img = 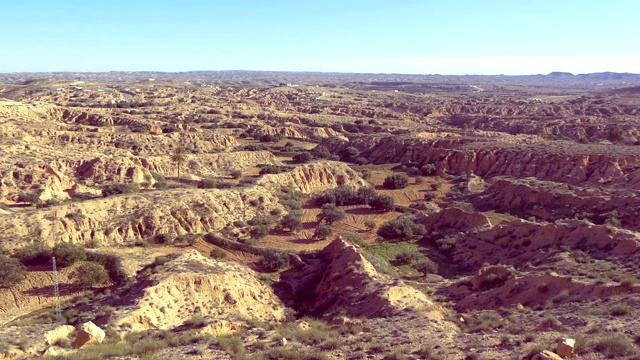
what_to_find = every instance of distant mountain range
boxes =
[1,70,639,88]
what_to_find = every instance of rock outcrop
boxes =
[73,321,105,348]
[310,237,441,319]
[111,250,286,332]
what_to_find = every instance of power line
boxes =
[52,256,61,320]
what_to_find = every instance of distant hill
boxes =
[1,70,639,89]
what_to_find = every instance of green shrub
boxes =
[198,177,218,189]
[15,243,52,266]
[395,250,423,265]
[101,183,140,197]
[314,223,333,240]
[317,203,345,225]
[250,225,271,240]
[413,258,438,275]
[369,194,395,212]
[17,192,40,204]
[477,272,509,291]
[248,215,276,226]
[71,262,109,288]
[259,165,293,175]
[257,251,290,272]
[364,220,376,231]
[420,164,436,176]
[210,248,227,259]
[154,233,174,245]
[377,217,426,241]
[86,252,128,284]
[383,173,410,189]
[52,242,86,267]
[279,213,303,233]
[0,255,27,288]
[230,170,243,179]
[293,152,314,163]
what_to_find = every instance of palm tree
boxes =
[170,147,187,179]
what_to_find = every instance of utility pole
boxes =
[52,256,61,320]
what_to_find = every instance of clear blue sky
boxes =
[1,0,639,74]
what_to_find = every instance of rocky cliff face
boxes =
[309,238,442,319]
[323,133,640,187]
[0,160,362,250]
[111,250,286,333]
[258,161,366,194]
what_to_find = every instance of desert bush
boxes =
[364,220,376,231]
[0,255,27,288]
[423,191,437,201]
[415,176,425,184]
[383,173,410,189]
[610,304,631,316]
[15,243,52,266]
[361,169,372,180]
[259,133,284,143]
[198,177,218,189]
[215,181,234,189]
[17,192,40,204]
[369,194,395,212]
[317,203,345,225]
[279,213,303,233]
[248,215,276,226]
[477,272,509,291]
[413,258,438,275]
[310,145,332,159]
[259,347,330,360]
[250,225,271,240]
[52,242,87,267]
[377,217,426,241]
[356,186,377,205]
[36,198,59,209]
[229,170,243,179]
[210,248,227,259]
[420,164,436,176]
[71,262,109,288]
[101,183,140,197]
[242,143,268,151]
[340,231,365,246]
[395,250,423,265]
[293,152,314,163]
[86,251,128,284]
[591,334,637,358]
[259,165,293,175]
[314,223,333,240]
[153,233,174,245]
[257,251,290,272]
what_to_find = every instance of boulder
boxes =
[73,321,105,349]
[556,338,575,358]
[532,350,563,360]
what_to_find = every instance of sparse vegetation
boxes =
[314,223,333,240]
[52,242,87,267]
[101,183,140,197]
[316,203,345,225]
[0,255,27,288]
[377,217,426,241]
[70,262,110,288]
[383,173,410,189]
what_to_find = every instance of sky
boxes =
[1,0,639,75]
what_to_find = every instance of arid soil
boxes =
[0,74,639,359]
